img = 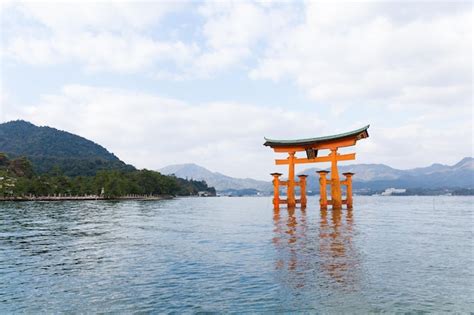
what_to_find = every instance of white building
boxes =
[381,188,406,196]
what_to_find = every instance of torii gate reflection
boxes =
[272,208,361,290]
[318,208,360,287]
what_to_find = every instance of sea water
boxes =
[1,196,472,312]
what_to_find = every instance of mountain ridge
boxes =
[0,120,135,176]
[159,163,271,192]
[160,158,473,192]
[3,120,471,192]
[299,158,473,191]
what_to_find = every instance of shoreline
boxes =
[0,195,174,202]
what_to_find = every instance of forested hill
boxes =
[0,120,135,176]
[0,153,216,198]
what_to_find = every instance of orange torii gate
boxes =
[264,125,369,210]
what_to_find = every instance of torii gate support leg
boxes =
[298,175,308,208]
[287,152,296,208]
[271,173,282,209]
[330,149,342,209]
[343,172,354,209]
[317,170,329,209]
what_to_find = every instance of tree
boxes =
[9,157,34,178]
[0,154,216,198]
[0,153,9,167]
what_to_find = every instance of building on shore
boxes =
[381,188,407,196]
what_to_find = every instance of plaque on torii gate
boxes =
[264,125,369,209]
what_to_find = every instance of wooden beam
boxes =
[275,153,355,165]
[273,147,306,153]
[271,138,357,153]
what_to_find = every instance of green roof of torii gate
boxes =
[263,125,370,148]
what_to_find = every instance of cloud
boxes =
[250,2,472,109]
[14,2,180,32]
[1,2,472,178]
[1,1,297,77]
[5,85,331,179]
[9,32,198,72]
[2,2,197,73]
[194,2,297,75]
[6,0,469,100]
[5,85,472,180]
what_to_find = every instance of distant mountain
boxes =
[451,157,474,170]
[159,163,271,192]
[0,120,135,176]
[160,158,473,193]
[299,157,474,192]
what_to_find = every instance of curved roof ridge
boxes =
[264,125,370,147]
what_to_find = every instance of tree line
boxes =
[0,153,215,198]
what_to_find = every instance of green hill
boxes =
[0,153,216,198]
[0,120,135,176]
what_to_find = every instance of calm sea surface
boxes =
[1,196,473,313]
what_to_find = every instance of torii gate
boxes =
[264,125,369,210]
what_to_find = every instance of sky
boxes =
[0,1,472,180]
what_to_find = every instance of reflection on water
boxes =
[272,208,307,273]
[319,208,359,289]
[1,197,473,312]
[272,207,360,291]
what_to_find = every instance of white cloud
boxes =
[2,1,471,92]
[2,2,197,73]
[16,2,180,33]
[5,85,330,179]
[250,2,472,109]
[1,1,298,77]
[194,2,296,75]
[5,85,472,180]
[1,1,472,178]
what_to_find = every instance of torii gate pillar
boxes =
[297,174,308,208]
[317,170,329,209]
[342,172,354,209]
[271,172,282,209]
[287,152,296,208]
[330,148,342,209]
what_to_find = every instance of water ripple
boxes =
[0,196,473,312]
